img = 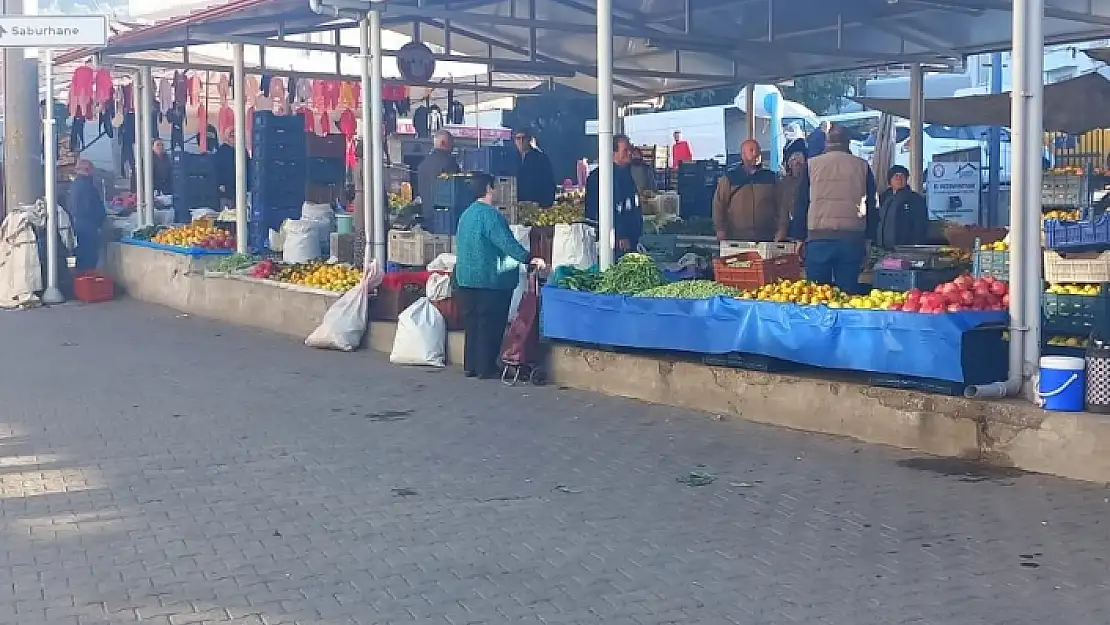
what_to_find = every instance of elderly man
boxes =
[416,129,461,215]
[514,129,556,207]
[585,134,641,257]
[791,124,878,295]
[66,159,106,272]
[712,139,786,242]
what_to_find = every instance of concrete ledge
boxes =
[103,242,1110,483]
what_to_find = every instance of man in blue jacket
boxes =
[585,134,641,257]
[66,159,106,272]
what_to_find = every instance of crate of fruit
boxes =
[1042,284,1110,335]
[719,240,799,259]
[973,243,1010,280]
[713,251,802,291]
[1041,173,1089,208]
[1044,213,1110,250]
[873,267,962,292]
[387,228,452,267]
[1044,249,1110,283]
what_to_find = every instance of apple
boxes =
[989,281,1008,297]
[902,300,920,312]
[954,274,975,289]
[1002,293,1010,307]
[947,303,965,312]
[959,291,975,306]
[888,302,903,311]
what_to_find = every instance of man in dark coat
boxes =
[514,129,556,207]
[585,134,641,257]
[875,165,929,250]
[415,130,461,216]
[66,159,106,272]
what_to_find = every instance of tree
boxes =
[661,86,740,111]
[781,73,855,115]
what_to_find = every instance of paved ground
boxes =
[2,301,1110,625]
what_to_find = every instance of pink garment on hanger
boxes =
[316,110,331,137]
[338,82,355,109]
[158,78,172,114]
[324,81,341,109]
[218,105,234,141]
[70,65,94,116]
[312,80,327,110]
[270,77,286,103]
[353,82,361,108]
[337,109,356,138]
[297,106,314,134]
[93,69,113,104]
[188,75,200,106]
[218,74,230,105]
[245,76,259,100]
[197,104,208,152]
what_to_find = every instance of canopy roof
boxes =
[855,70,1110,134]
[56,0,1110,98]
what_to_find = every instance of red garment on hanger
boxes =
[217,105,234,141]
[337,109,356,138]
[324,81,341,109]
[70,65,94,115]
[93,69,113,104]
[312,80,327,110]
[345,137,358,168]
[297,106,315,134]
[218,74,230,105]
[188,75,200,106]
[197,104,208,152]
[316,110,331,137]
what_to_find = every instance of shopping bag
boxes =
[426,272,452,301]
[390,297,447,367]
[551,223,597,270]
[500,273,540,366]
[304,261,384,351]
[508,225,532,321]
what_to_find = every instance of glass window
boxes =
[894,127,910,143]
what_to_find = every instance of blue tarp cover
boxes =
[120,238,234,256]
[540,286,1007,382]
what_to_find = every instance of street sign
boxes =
[0,15,108,48]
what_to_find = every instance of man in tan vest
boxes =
[790,125,877,295]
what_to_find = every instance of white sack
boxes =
[551,223,597,270]
[426,272,452,301]
[0,211,42,309]
[305,261,384,351]
[389,297,446,367]
[282,219,321,263]
[301,202,335,248]
[508,224,532,321]
[426,253,457,272]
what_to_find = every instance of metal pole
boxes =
[134,71,148,227]
[596,0,614,269]
[987,53,1003,226]
[141,67,155,227]
[1022,0,1044,399]
[745,84,755,141]
[1009,0,1032,400]
[909,63,924,192]
[41,49,63,304]
[1,0,43,216]
[233,44,248,254]
[359,16,373,265]
[369,9,387,265]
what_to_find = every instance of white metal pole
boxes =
[369,9,387,266]
[596,0,614,269]
[1010,0,1032,398]
[134,71,147,227]
[1022,0,1044,397]
[41,49,63,304]
[140,67,155,227]
[359,16,373,266]
[233,44,248,254]
[909,63,924,192]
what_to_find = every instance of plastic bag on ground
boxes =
[426,272,452,301]
[551,223,597,270]
[305,261,384,351]
[282,219,321,263]
[508,225,532,321]
[426,253,457,272]
[501,273,540,365]
[390,297,446,367]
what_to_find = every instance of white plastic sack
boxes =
[190,208,218,221]
[551,223,597,270]
[301,202,335,248]
[305,261,384,351]
[426,272,452,301]
[389,297,446,367]
[282,219,322,263]
[508,225,532,321]
[426,253,457,272]
[0,211,42,309]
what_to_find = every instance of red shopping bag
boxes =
[500,274,540,366]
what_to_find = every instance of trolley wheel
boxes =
[501,364,523,386]
[529,367,545,386]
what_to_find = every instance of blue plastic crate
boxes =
[972,249,1010,280]
[426,206,461,235]
[1044,213,1110,250]
[431,175,475,209]
[873,267,962,292]
[460,146,518,176]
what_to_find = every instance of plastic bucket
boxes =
[1038,356,1087,412]
[336,213,353,235]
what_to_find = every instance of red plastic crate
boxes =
[712,252,802,291]
[73,272,115,303]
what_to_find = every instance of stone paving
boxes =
[1,301,1110,625]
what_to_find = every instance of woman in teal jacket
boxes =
[455,174,545,378]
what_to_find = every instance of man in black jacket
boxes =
[876,165,928,250]
[415,130,461,217]
[585,134,641,257]
[514,129,556,207]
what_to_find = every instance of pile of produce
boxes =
[1047,283,1101,296]
[979,240,1010,252]
[152,223,235,250]
[519,202,586,227]
[551,267,601,292]
[249,259,276,279]
[596,253,665,295]
[131,225,166,241]
[897,275,1009,313]
[738,279,849,306]
[388,183,413,212]
[637,280,740,299]
[212,253,258,273]
[1047,336,1089,348]
[274,261,361,292]
[1043,209,1082,222]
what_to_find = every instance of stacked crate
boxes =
[306,134,346,202]
[250,111,307,250]
[171,152,219,223]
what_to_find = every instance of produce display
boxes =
[738,279,851,306]
[212,253,259,273]
[596,253,665,295]
[152,223,236,250]
[110,192,137,211]
[1047,336,1089,348]
[979,240,1010,252]
[637,280,741,299]
[249,259,277,279]
[1043,209,1082,222]
[1046,283,1102,296]
[274,260,362,292]
[552,267,601,292]
[131,225,166,241]
[389,183,413,212]
[519,201,586,227]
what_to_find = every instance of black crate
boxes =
[460,146,518,176]
[306,134,346,158]
[873,267,962,292]
[171,151,216,176]
[253,110,304,133]
[252,136,306,160]
[306,157,346,185]
[1042,289,1110,335]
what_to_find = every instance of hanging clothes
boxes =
[395,97,411,116]
[427,104,444,133]
[121,84,134,112]
[70,65,94,116]
[270,77,286,104]
[260,73,272,96]
[188,74,201,106]
[218,74,230,104]
[337,109,356,139]
[286,76,297,104]
[316,110,331,137]
[245,75,260,101]
[345,137,358,169]
[217,105,234,142]
[324,81,341,109]
[99,97,115,138]
[173,71,188,106]
[412,104,429,138]
[338,82,356,109]
[297,106,315,134]
[312,80,327,110]
[158,77,172,114]
[167,105,185,152]
[93,69,113,104]
[197,104,208,152]
[296,77,312,104]
[353,82,362,109]
[70,107,86,152]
